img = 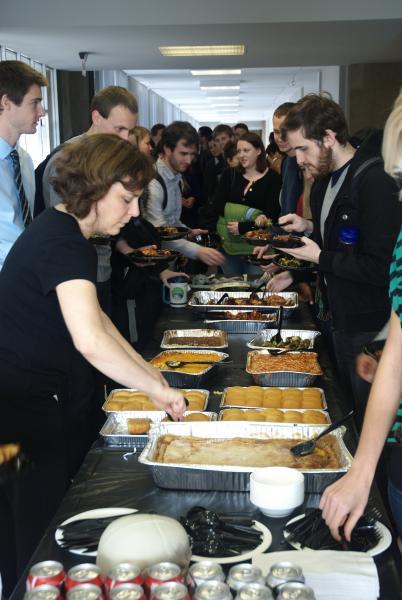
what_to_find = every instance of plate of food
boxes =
[127,248,180,263]
[272,255,315,270]
[242,229,275,246]
[243,254,276,266]
[270,234,305,249]
[157,226,190,241]
[283,511,392,557]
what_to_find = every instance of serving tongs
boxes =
[290,411,354,456]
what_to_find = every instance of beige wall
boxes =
[347,63,402,134]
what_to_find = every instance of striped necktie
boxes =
[9,149,32,227]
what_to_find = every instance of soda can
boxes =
[66,564,104,590]
[194,581,232,600]
[110,583,147,600]
[24,585,63,600]
[235,583,274,600]
[144,562,184,596]
[265,563,304,591]
[227,565,264,593]
[26,561,65,590]
[275,581,316,600]
[66,583,103,600]
[151,581,190,600]
[186,561,225,592]
[105,563,144,593]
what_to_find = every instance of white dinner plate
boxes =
[191,520,272,565]
[55,507,138,556]
[283,513,392,557]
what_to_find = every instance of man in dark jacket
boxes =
[266,94,401,426]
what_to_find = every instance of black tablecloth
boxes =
[10,300,402,599]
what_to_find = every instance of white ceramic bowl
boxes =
[250,467,305,518]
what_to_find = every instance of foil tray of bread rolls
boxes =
[218,407,330,425]
[103,388,210,414]
[220,386,327,411]
[138,421,352,494]
[100,411,217,446]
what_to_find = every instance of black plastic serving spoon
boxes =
[290,410,354,456]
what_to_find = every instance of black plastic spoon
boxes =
[290,410,354,456]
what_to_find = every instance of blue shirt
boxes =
[0,136,35,269]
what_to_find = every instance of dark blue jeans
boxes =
[388,479,402,540]
[331,329,377,430]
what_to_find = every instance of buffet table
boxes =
[10,298,402,599]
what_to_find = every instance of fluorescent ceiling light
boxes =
[211,103,239,107]
[200,85,240,91]
[191,69,242,76]
[160,45,245,57]
[207,96,240,100]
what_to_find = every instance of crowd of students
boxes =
[0,58,401,595]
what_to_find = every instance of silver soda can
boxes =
[194,581,232,600]
[24,585,63,600]
[235,583,274,600]
[187,562,225,591]
[110,583,147,600]
[151,581,190,600]
[145,562,184,596]
[66,583,103,600]
[227,565,264,593]
[265,563,304,590]
[276,581,316,600]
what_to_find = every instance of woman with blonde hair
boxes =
[320,91,402,542]
[129,126,153,156]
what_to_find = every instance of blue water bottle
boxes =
[339,226,359,251]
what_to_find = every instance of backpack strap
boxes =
[154,172,169,211]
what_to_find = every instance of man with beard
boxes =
[265,94,401,426]
[143,121,224,267]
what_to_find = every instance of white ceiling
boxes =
[2,0,402,123]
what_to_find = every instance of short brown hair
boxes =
[238,132,268,173]
[51,134,154,218]
[213,124,233,138]
[282,93,349,145]
[90,86,138,119]
[273,102,295,119]
[0,60,47,112]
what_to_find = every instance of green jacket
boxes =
[217,202,262,255]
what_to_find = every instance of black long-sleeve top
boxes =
[211,167,282,233]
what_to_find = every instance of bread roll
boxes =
[263,408,283,422]
[184,412,210,422]
[245,409,265,421]
[283,410,303,423]
[127,418,151,434]
[281,397,302,409]
[302,410,327,424]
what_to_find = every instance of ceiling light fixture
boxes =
[191,69,242,76]
[200,85,240,91]
[160,45,245,57]
[207,96,240,100]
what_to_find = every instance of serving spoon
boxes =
[290,410,354,456]
[165,359,233,369]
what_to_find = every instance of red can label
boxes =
[27,561,65,591]
[66,564,103,590]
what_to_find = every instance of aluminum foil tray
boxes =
[103,388,210,414]
[150,350,229,388]
[138,421,352,494]
[218,408,330,424]
[204,312,278,334]
[160,328,228,349]
[100,412,217,446]
[189,291,298,314]
[247,329,321,351]
[246,350,322,387]
[220,387,327,411]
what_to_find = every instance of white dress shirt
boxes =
[0,136,35,269]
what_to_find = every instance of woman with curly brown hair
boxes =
[0,134,186,579]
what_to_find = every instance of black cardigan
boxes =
[304,133,401,332]
[211,167,282,232]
